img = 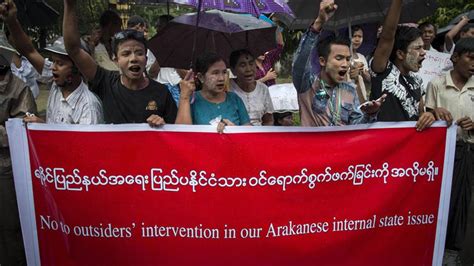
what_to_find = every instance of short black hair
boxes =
[229,49,254,68]
[156,15,174,31]
[453,37,474,57]
[418,22,437,34]
[273,112,293,126]
[195,52,225,74]
[460,23,474,34]
[317,36,351,61]
[389,26,422,62]
[127,15,147,28]
[112,29,147,56]
[99,10,121,28]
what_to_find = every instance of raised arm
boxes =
[174,71,195,124]
[371,0,402,73]
[444,16,469,53]
[292,0,336,93]
[0,0,45,73]
[63,0,98,80]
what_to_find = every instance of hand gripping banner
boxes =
[6,119,456,266]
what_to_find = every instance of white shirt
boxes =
[230,80,274,126]
[10,56,40,99]
[353,52,368,71]
[42,59,104,124]
[46,81,104,124]
[146,50,182,86]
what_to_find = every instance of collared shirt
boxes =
[230,80,274,126]
[10,56,40,99]
[292,29,375,127]
[426,72,474,143]
[46,81,104,124]
[41,59,104,125]
[0,71,37,150]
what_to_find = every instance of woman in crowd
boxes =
[175,52,251,129]
[229,49,274,126]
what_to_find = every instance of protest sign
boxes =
[419,49,452,90]
[7,120,456,265]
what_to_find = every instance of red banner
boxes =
[7,121,456,265]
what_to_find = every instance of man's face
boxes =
[401,37,426,72]
[232,54,256,84]
[453,51,474,80]
[131,24,149,39]
[461,28,474,39]
[51,54,75,87]
[320,44,351,85]
[421,25,435,47]
[278,114,294,126]
[115,39,147,81]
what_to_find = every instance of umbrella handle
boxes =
[190,0,204,70]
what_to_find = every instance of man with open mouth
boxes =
[370,0,435,131]
[0,0,103,125]
[63,0,177,126]
[292,0,384,127]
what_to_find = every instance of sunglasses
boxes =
[112,30,147,55]
[114,29,145,41]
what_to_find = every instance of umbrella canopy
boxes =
[449,10,474,25]
[276,0,437,30]
[437,10,474,35]
[14,0,59,27]
[135,0,294,18]
[148,10,277,69]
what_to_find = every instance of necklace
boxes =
[320,79,342,125]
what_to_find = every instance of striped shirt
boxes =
[42,59,104,124]
[46,81,104,124]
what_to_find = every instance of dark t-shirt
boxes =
[90,67,177,124]
[370,62,422,122]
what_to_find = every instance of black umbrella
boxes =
[148,10,277,69]
[14,0,59,27]
[276,0,437,30]
[437,10,474,35]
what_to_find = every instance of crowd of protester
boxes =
[0,0,473,264]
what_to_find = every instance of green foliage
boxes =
[421,0,473,27]
[41,1,195,37]
[279,29,303,77]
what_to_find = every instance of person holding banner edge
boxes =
[292,0,386,127]
[0,37,36,266]
[425,37,474,264]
